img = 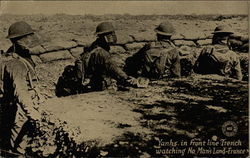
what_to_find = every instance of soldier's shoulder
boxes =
[164,47,179,58]
[5,56,27,70]
[147,41,166,49]
[200,45,215,53]
[93,46,107,51]
[160,42,177,53]
[214,45,235,55]
[212,44,229,50]
[227,50,239,60]
[91,46,109,55]
[141,41,172,50]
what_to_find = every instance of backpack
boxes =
[193,47,222,74]
[141,47,174,79]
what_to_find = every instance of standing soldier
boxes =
[124,21,181,79]
[193,25,242,80]
[72,22,137,93]
[0,21,43,155]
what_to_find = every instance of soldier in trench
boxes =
[193,25,242,80]
[56,22,138,97]
[0,21,44,155]
[124,21,181,80]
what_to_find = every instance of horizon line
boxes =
[0,13,248,16]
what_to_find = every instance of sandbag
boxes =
[39,50,73,62]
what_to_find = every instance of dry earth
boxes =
[0,14,248,157]
[38,74,248,157]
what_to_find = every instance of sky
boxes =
[0,1,248,15]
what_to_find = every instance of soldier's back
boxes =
[125,41,180,78]
[146,41,179,59]
[81,46,111,75]
[194,44,242,79]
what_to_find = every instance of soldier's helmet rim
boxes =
[154,21,175,36]
[95,22,115,35]
[6,21,35,39]
[212,25,234,34]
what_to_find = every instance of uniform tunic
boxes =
[194,44,242,80]
[0,53,42,151]
[124,40,181,79]
[75,39,129,91]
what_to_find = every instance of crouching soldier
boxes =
[124,21,181,79]
[56,22,138,96]
[193,25,242,80]
[0,21,43,155]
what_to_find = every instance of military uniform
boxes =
[75,38,129,91]
[194,25,242,80]
[0,21,43,154]
[0,53,43,153]
[125,21,181,79]
[56,22,137,96]
[125,40,181,79]
[194,44,242,80]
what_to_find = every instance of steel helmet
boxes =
[6,21,35,39]
[95,22,115,35]
[154,21,175,36]
[212,25,233,34]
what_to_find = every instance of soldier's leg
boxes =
[12,121,32,155]
[0,104,17,151]
[11,106,29,154]
[0,122,13,151]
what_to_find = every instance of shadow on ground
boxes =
[106,75,249,157]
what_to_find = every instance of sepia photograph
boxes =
[0,1,249,157]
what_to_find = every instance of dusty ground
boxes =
[40,74,248,157]
[0,14,248,157]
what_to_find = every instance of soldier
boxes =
[124,21,181,79]
[0,21,43,155]
[193,25,242,80]
[56,22,137,96]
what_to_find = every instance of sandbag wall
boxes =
[1,33,248,80]
[4,33,244,62]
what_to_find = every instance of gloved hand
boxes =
[126,76,138,87]
[126,76,149,88]
[136,77,149,88]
